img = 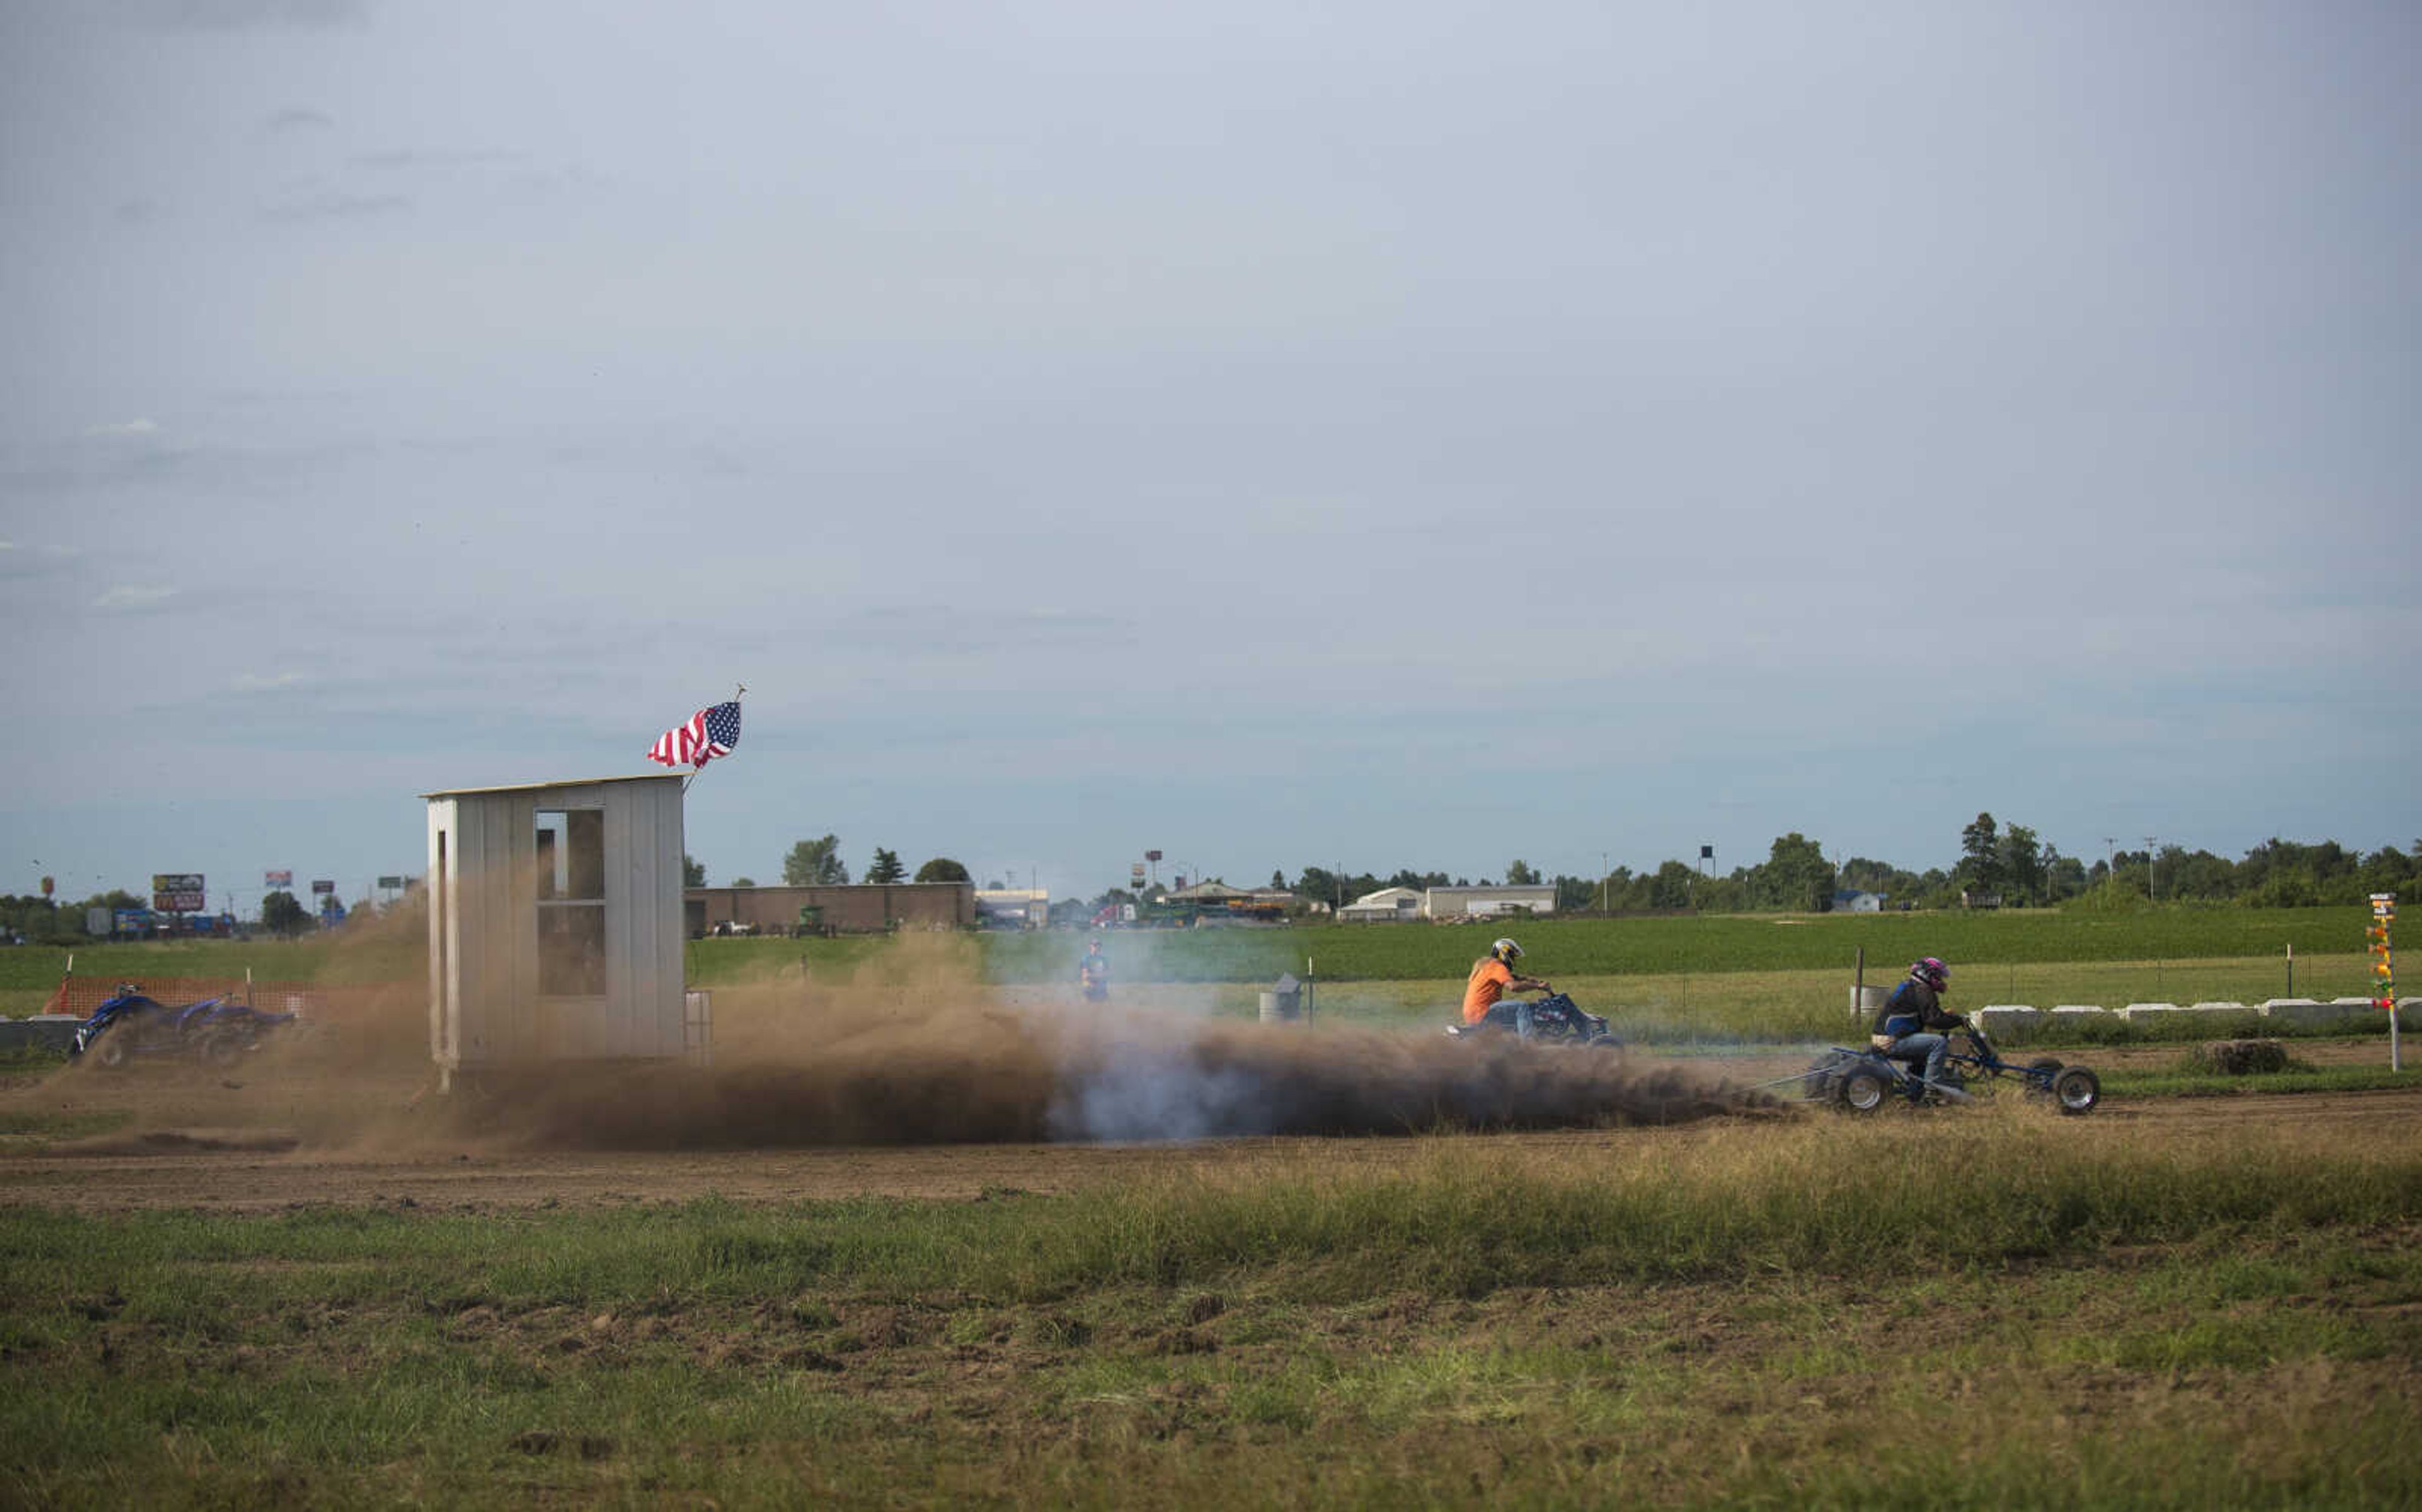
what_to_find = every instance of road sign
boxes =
[378,875,404,890]
[310,879,335,895]
[152,873,204,912]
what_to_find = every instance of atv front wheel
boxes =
[199,1033,249,1069]
[91,1036,129,1071]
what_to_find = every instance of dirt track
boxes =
[5,1016,2416,1214]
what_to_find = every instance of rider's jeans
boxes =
[1482,1001,1536,1038]
[1890,1032,1948,1083]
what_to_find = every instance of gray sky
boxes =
[4,0,2416,910]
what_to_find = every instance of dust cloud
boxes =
[407,939,1769,1151]
[23,933,1774,1154]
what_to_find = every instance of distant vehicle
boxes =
[71,984,298,1071]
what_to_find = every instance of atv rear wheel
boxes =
[1835,1066,1888,1114]
[2051,1066,2100,1115]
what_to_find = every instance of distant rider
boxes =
[1463,938,1553,1038]
[1871,957,1963,1086]
[1078,938,1110,1002]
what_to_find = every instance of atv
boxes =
[1800,1020,2099,1115]
[71,983,298,1071]
[1444,992,1621,1049]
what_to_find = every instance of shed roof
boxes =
[421,774,685,800]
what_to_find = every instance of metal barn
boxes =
[424,775,703,1089]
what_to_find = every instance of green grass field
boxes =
[4,1118,2417,1506]
[4,906,2416,1504]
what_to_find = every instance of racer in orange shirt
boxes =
[1461,938,1553,1037]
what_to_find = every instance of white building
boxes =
[424,774,705,1090]
[1338,887,1424,923]
[975,887,1049,928]
[1425,884,1557,919]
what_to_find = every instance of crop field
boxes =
[971,905,2380,982]
[4,917,2416,1506]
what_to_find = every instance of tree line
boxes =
[1272,819,2416,916]
[681,839,971,892]
[13,818,2398,946]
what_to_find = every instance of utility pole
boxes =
[1600,851,1610,916]
[2143,836,2158,902]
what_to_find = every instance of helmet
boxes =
[1492,938,1523,964]
[1911,957,1950,991]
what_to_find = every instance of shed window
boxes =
[536,809,606,996]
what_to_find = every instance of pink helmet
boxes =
[1911,957,1950,991]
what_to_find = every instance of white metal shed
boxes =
[424,774,698,1087]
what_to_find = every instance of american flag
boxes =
[646,700,743,769]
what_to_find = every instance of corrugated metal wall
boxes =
[426,777,686,1071]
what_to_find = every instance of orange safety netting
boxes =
[38,975,407,1021]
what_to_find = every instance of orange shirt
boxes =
[1463,958,1514,1024]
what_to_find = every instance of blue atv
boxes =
[71,983,298,1071]
[1803,1021,2099,1115]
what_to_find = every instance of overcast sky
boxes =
[3,0,2415,910]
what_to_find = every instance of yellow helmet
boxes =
[1491,938,1523,965]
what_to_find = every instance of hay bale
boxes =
[2194,1039,2287,1076]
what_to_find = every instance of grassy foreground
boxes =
[5,1116,2419,1508]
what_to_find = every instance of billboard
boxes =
[310,879,336,895]
[152,873,205,912]
[377,875,404,890]
[266,869,294,889]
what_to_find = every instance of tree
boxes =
[1270,869,1287,890]
[783,835,849,887]
[1504,859,1540,886]
[732,876,758,888]
[1553,874,1595,912]
[913,858,971,884]
[1646,859,1697,910]
[260,890,313,936]
[1998,824,2044,906]
[865,848,906,885]
[1753,833,1836,912]
[682,854,706,888]
[1957,813,2004,897]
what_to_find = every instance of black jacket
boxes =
[1872,978,1960,1037]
